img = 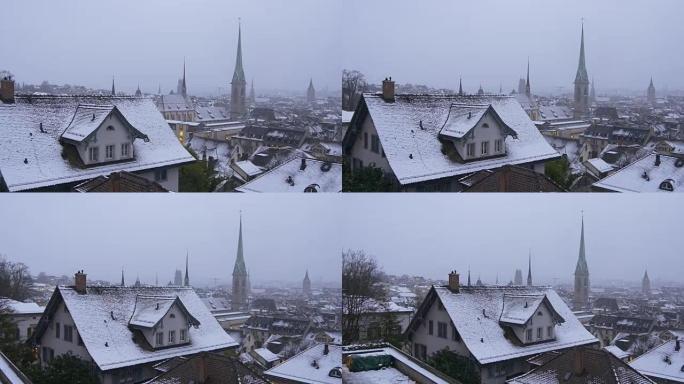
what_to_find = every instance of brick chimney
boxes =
[382,77,395,102]
[195,353,208,383]
[448,270,460,293]
[0,74,15,104]
[74,270,87,294]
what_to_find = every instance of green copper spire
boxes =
[232,22,246,84]
[233,213,247,276]
[575,22,589,84]
[575,213,589,275]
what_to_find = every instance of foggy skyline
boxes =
[340,194,683,285]
[0,0,341,96]
[0,194,342,287]
[342,0,684,94]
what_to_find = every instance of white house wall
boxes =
[77,114,135,166]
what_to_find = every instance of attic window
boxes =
[537,311,543,316]
[170,314,176,319]
[106,125,115,131]
[659,179,675,191]
[481,123,489,128]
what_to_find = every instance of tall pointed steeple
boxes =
[230,20,247,119]
[647,77,656,104]
[573,20,590,118]
[121,268,125,287]
[307,78,316,103]
[111,76,116,96]
[642,269,651,295]
[232,212,249,310]
[249,78,255,103]
[467,268,471,287]
[590,77,596,102]
[135,83,142,97]
[181,58,188,98]
[184,251,190,286]
[458,77,464,96]
[527,249,533,286]
[525,58,531,97]
[573,212,590,310]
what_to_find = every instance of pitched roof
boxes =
[144,352,269,384]
[408,286,597,365]
[129,295,199,329]
[593,153,684,192]
[630,339,684,382]
[462,164,566,192]
[235,157,342,193]
[264,344,341,384]
[500,294,564,326]
[350,94,558,185]
[34,286,237,371]
[72,171,168,192]
[439,104,517,140]
[0,96,195,191]
[508,347,654,384]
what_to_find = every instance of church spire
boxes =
[467,268,471,287]
[575,21,589,84]
[181,58,187,98]
[232,21,246,84]
[111,76,116,96]
[527,249,533,286]
[233,212,247,276]
[121,268,125,287]
[458,77,463,96]
[575,213,589,275]
[184,251,189,286]
[525,58,531,97]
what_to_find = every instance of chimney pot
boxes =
[655,154,661,166]
[74,270,87,294]
[448,270,460,293]
[323,343,329,355]
[300,158,307,171]
[676,338,681,352]
[382,77,395,102]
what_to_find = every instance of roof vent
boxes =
[304,184,320,193]
[659,179,675,192]
[91,113,96,121]
[468,112,472,119]
[300,158,307,171]
[409,154,413,159]
[320,162,332,172]
[110,311,115,320]
[655,154,661,166]
[328,367,342,378]
[675,158,684,168]
[23,158,28,164]
[39,122,44,133]
[286,176,295,186]
[676,339,681,352]
[156,303,160,310]
[641,171,650,181]
[419,120,424,130]
[105,342,109,347]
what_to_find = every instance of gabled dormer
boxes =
[499,294,564,345]
[439,104,517,162]
[129,295,200,350]
[60,104,149,167]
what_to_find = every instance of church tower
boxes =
[249,79,255,104]
[590,77,596,103]
[230,22,247,120]
[642,269,651,296]
[573,213,590,310]
[111,76,116,96]
[181,59,188,99]
[232,214,249,310]
[307,78,316,103]
[303,270,311,296]
[573,22,590,118]
[647,78,656,105]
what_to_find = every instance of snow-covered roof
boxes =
[254,347,280,363]
[129,295,199,329]
[630,339,684,382]
[414,286,597,365]
[235,157,341,193]
[604,345,631,360]
[593,153,684,192]
[342,110,354,124]
[61,104,112,142]
[35,286,237,372]
[0,351,31,384]
[499,294,563,326]
[234,160,264,177]
[343,346,452,384]
[264,344,341,384]
[586,157,615,174]
[440,104,517,141]
[0,96,195,191]
[157,94,194,112]
[358,94,559,185]
[1,298,44,315]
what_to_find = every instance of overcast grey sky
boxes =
[340,194,683,286]
[0,194,342,287]
[0,0,341,96]
[342,0,684,94]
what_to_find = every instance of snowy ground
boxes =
[342,366,415,384]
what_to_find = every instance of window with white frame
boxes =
[547,326,553,338]
[180,328,187,342]
[467,142,475,157]
[481,141,489,155]
[155,169,168,182]
[105,145,115,160]
[168,330,175,344]
[88,147,99,162]
[121,143,130,157]
[495,139,503,152]
[437,322,447,338]
[526,328,532,341]
[156,332,164,346]
[64,325,73,342]
[537,327,543,339]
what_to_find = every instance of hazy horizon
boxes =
[0,194,343,286]
[0,0,341,96]
[342,0,684,94]
[340,194,683,285]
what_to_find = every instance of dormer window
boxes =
[105,145,115,160]
[155,332,164,346]
[659,179,675,191]
[88,147,99,162]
